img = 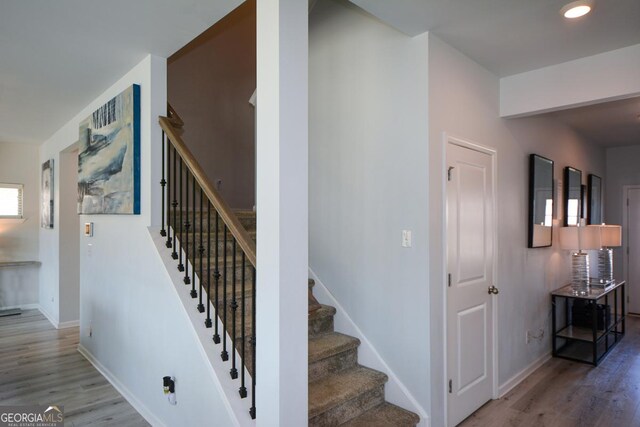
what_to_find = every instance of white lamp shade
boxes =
[600,225,622,247]
[559,226,601,251]
[584,224,623,248]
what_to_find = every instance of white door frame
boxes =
[442,133,499,426]
[622,185,640,311]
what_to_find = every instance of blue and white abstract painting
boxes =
[77,85,140,214]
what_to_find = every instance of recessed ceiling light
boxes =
[561,1,593,19]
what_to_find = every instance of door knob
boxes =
[488,285,499,295]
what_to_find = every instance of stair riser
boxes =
[169,215,256,233]
[309,313,334,337]
[233,335,255,377]
[169,235,256,254]
[212,303,254,340]
[190,262,254,279]
[308,385,385,427]
[309,349,358,382]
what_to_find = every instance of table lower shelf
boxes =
[554,330,623,365]
[555,315,623,342]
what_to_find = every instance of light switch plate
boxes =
[402,230,412,248]
[84,222,93,237]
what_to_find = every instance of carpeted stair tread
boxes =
[308,365,388,419]
[309,305,336,321]
[309,332,360,364]
[309,305,337,337]
[341,402,420,427]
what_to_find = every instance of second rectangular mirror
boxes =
[564,167,582,226]
[588,174,602,225]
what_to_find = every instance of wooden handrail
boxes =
[167,103,184,128]
[159,116,256,267]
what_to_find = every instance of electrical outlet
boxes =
[526,329,544,344]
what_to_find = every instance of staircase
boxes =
[158,107,419,425]
[308,282,420,426]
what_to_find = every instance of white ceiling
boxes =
[1,0,639,147]
[351,0,640,147]
[545,96,640,148]
[350,0,640,77]
[0,0,242,145]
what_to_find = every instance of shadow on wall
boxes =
[168,0,256,210]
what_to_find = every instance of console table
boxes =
[0,260,41,317]
[551,281,625,366]
[0,261,41,269]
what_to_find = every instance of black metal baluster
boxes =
[171,146,178,259]
[160,131,167,237]
[183,171,191,283]
[239,252,247,398]
[250,266,256,420]
[213,212,221,343]
[190,175,196,298]
[230,239,238,379]
[165,138,172,248]
[197,187,205,308]
[205,202,212,328]
[221,226,229,361]
[178,159,184,270]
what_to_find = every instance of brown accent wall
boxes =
[168,0,256,209]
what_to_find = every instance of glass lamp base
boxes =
[571,252,589,295]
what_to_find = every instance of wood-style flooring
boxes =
[0,309,149,426]
[460,316,640,427]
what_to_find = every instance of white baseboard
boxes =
[498,352,551,398]
[58,319,80,329]
[309,268,430,427]
[78,344,165,427]
[36,305,79,330]
[38,305,59,328]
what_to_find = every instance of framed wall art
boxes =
[77,84,140,214]
[41,159,54,229]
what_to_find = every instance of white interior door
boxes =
[627,188,640,314]
[446,141,495,427]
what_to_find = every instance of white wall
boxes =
[256,0,309,425]
[605,145,640,280]
[428,34,606,426]
[58,149,80,324]
[0,142,40,308]
[39,55,235,426]
[309,0,430,414]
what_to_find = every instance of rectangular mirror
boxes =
[528,154,554,248]
[588,174,602,225]
[564,167,582,226]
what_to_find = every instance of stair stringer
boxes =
[308,267,431,427]
[150,227,255,427]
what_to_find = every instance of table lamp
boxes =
[559,225,600,294]
[587,224,621,284]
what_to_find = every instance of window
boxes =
[0,183,24,218]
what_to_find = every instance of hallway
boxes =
[460,316,640,427]
[0,310,148,426]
